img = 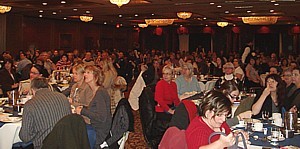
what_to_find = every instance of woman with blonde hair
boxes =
[75,65,112,149]
[175,62,201,98]
[99,59,121,114]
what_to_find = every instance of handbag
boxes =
[208,132,247,149]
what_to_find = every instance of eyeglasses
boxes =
[162,73,172,76]
[283,74,292,77]
[266,80,277,84]
[30,71,40,75]
[292,73,300,77]
[216,112,232,118]
[229,94,240,100]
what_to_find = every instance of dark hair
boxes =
[3,58,13,65]
[265,74,286,105]
[32,64,49,78]
[220,80,239,95]
[31,77,49,90]
[198,90,232,118]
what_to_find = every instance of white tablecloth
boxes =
[0,121,22,149]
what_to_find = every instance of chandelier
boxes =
[217,22,229,27]
[145,19,175,26]
[177,12,192,19]
[138,23,148,28]
[242,16,278,25]
[110,0,130,7]
[0,5,12,14]
[80,16,93,22]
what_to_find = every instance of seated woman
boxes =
[215,62,241,90]
[56,54,72,70]
[175,62,201,98]
[245,57,262,88]
[75,65,112,149]
[251,74,286,119]
[0,58,19,97]
[185,90,236,149]
[154,65,180,147]
[220,81,252,127]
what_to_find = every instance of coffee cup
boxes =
[239,120,245,126]
[272,113,281,119]
[253,122,263,131]
[273,118,283,127]
[200,75,204,80]
[62,80,68,84]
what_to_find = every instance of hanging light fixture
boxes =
[177,12,192,19]
[138,23,148,28]
[110,0,130,7]
[241,16,278,25]
[80,15,93,22]
[145,19,175,26]
[217,22,229,27]
[0,5,12,14]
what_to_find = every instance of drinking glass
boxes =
[270,127,280,146]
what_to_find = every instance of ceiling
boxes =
[1,0,300,27]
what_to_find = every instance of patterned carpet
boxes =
[125,110,151,149]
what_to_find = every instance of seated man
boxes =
[19,77,71,149]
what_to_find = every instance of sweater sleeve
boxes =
[155,81,170,112]
[81,89,109,123]
[225,116,239,127]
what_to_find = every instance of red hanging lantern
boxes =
[177,26,189,34]
[153,27,163,36]
[232,27,240,34]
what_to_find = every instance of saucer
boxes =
[267,136,285,141]
[235,124,246,128]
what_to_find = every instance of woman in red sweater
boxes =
[153,65,180,148]
[185,90,235,149]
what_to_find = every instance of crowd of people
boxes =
[0,44,300,148]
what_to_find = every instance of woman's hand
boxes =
[262,85,271,96]
[289,105,298,113]
[75,106,83,115]
[167,109,175,115]
[234,130,249,141]
[67,97,73,103]
[219,132,236,147]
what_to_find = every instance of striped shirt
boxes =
[19,88,71,149]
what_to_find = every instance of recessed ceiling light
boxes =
[119,14,122,18]
[235,6,253,9]
[233,24,236,26]
[274,3,279,6]
[73,8,78,11]
[134,14,138,17]
[63,17,67,20]
[203,17,207,20]
[61,1,66,4]
[151,13,155,16]
[133,25,136,28]
[52,12,57,15]
[39,10,43,13]
[42,2,47,6]
[225,10,230,13]
[104,22,107,25]
[205,25,208,26]
[86,10,90,14]
[217,5,222,8]
[270,9,274,12]
[247,10,251,13]
[271,0,276,2]
[210,2,215,5]
[120,24,123,26]
[180,25,183,27]
[39,15,43,17]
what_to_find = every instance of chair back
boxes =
[42,114,90,149]
[158,126,187,149]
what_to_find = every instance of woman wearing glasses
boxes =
[251,74,286,119]
[185,90,237,149]
[220,81,252,127]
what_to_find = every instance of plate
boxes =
[234,124,246,128]
[0,117,22,123]
[267,136,285,141]
[3,104,13,108]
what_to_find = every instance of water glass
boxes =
[270,127,280,146]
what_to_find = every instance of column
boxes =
[0,14,6,52]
